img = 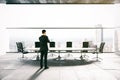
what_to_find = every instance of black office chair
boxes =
[35,42,40,48]
[49,42,56,57]
[82,42,89,58]
[35,42,40,60]
[66,42,72,52]
[16,42,28,58]
[82,42,89,52]
[50,42,55,47]
[64,42,73,58]
[93,42,105,61]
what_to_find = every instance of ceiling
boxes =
[2,0,120,4]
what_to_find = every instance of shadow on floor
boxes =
[20,58,96,67]
[27,68,45,80]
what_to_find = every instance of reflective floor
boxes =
[0,53,120,80]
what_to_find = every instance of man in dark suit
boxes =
[39,30,50,69]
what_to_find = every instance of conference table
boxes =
[50,48,96,60]
[26,47,96,60]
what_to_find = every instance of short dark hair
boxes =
[42,30,46,34]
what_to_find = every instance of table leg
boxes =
[57,50,61,60]
[36,52,39,60]
[80,51,84,60]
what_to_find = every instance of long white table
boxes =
[26,47,96,51]
[26,47,96,60]
[51,48,96,60]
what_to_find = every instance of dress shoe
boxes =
[40,66,43,69]
[44,67,49,69]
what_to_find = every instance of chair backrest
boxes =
[82,42,89,52]
[99,42,105,53]
[66,42,72,48]
[16,42,24,52]
[66,42,72,52]
[50,42,55,48]
[82,42,89,48]
[49,42,55,52]
[35,42,40,48]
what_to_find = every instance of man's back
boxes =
[39,35,50,51]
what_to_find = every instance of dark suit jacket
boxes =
[39,35,50,51]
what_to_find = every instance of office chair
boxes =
[93,42,105,61]
[66,42,72,52]
[35,42,40,48]
[35,42,40,60]
[81,42,89,59]
[82,42,89,52]
[49,42,56,57]
[50,42,55,48]
[64,42,73,58]
[16,42,28,58]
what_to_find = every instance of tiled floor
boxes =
[0,53,120,80]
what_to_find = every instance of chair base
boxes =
[64,53,73,57]
[48,53,57,57]
[22,54,24,58]
[62,53,74,60]
[83,53,89,58]
[55,55,62,60]
[36,55,40,60]
[92,57,102,61]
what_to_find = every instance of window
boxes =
[103,29,114,52]
[7,28,114,52]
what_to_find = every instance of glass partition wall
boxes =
[7,27,114,52]
[103,29,115,52]
[115,28,120,53]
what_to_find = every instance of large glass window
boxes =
[103,29,114,52]
[115,28,120,52]
[7,28,114,52]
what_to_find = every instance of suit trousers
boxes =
[40,50,48,68]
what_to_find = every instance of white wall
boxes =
[0,4,117,28]
[0,4,120,54]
